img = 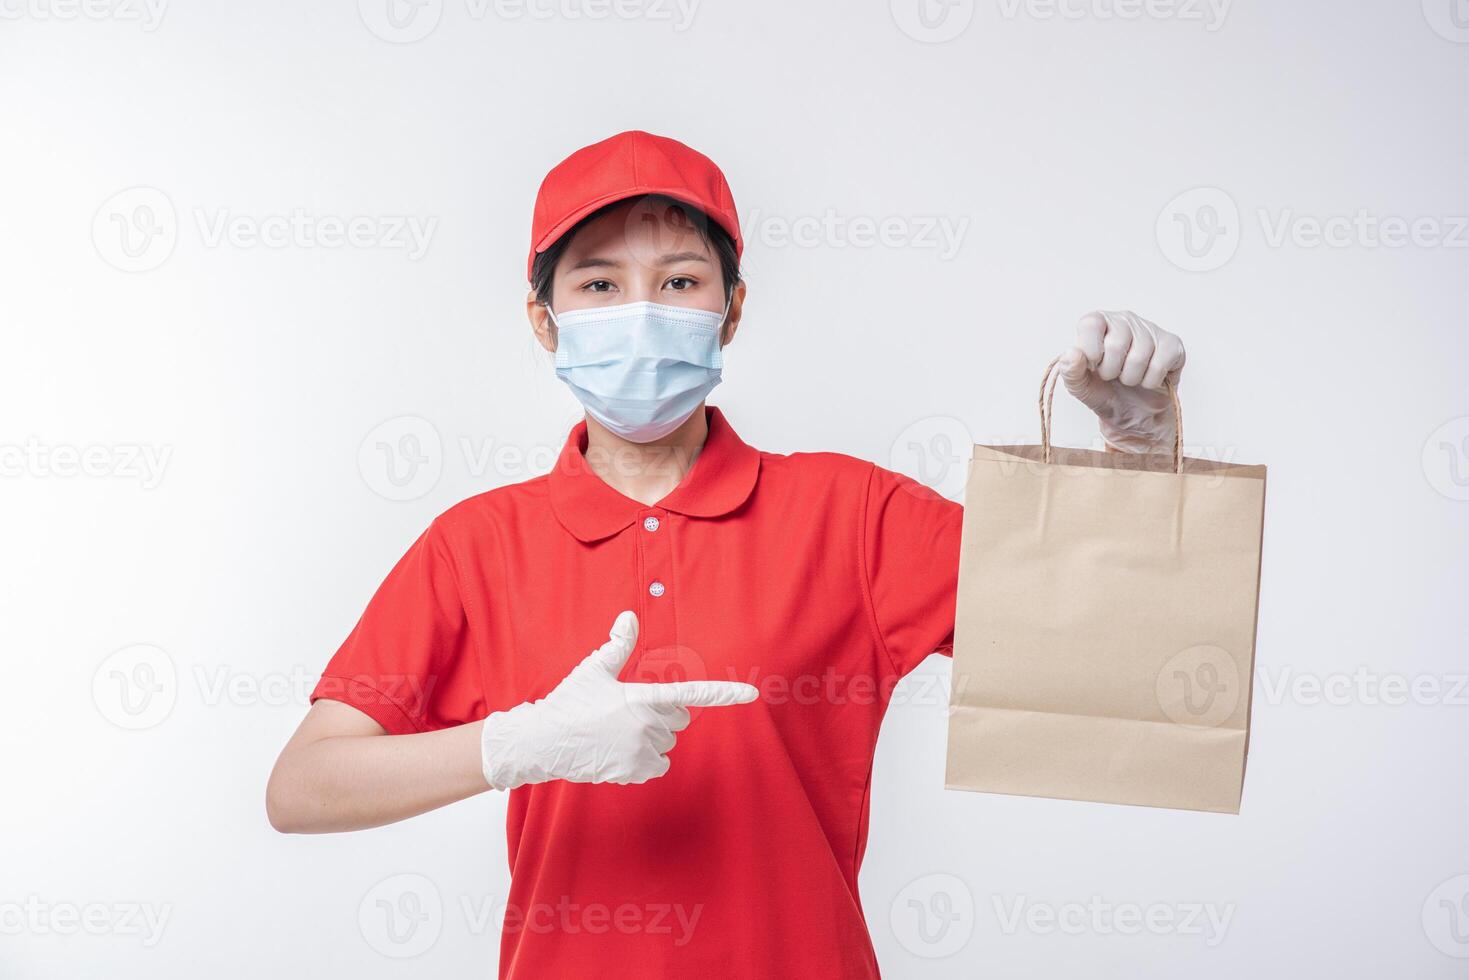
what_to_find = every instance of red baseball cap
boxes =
[527,130,742,281]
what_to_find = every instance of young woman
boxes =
[266,130,1187,978]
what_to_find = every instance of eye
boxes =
[581,279,615,294]
[665,276,697,291]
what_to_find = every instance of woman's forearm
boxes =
[266,705,488,834]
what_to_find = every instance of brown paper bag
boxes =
[945,361,1266,813]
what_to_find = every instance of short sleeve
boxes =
[861,463,963,678]
[310,520,485,735]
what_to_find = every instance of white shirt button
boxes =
[649,581,666,598]
[643,516,660,532]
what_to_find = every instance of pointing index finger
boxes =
[624,681,760,708]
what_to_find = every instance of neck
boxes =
[582,407,710,507]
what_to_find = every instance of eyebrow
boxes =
[566,251,711,272]
[567,255,623,271]
[655,251,712,266]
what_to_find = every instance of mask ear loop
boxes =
[539,302,566,365]
[716,293,735,345]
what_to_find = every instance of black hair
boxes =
[530,194,742,306]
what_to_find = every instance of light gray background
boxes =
[3,0,1468,976]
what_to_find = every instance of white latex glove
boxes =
[1058,310,1187,454]
[480,611,759,789]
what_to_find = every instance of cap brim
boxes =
[529,185,737,280]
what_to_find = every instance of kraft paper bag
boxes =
[945,361,1266,813]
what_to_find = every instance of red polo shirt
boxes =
[312,408,962,978]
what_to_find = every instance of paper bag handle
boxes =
[1039,355,1184,474]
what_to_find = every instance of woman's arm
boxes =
[265,699,487,834]
[267,612,759,834]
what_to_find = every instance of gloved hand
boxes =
[1058,310,1187,454]
[480,611,759,789]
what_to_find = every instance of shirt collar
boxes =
[549,407,762,543]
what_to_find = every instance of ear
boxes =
[526,290,556,353]
[720,280,747,347]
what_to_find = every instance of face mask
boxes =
[547,298,729,443]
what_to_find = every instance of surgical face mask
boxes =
[547,298,729,443]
